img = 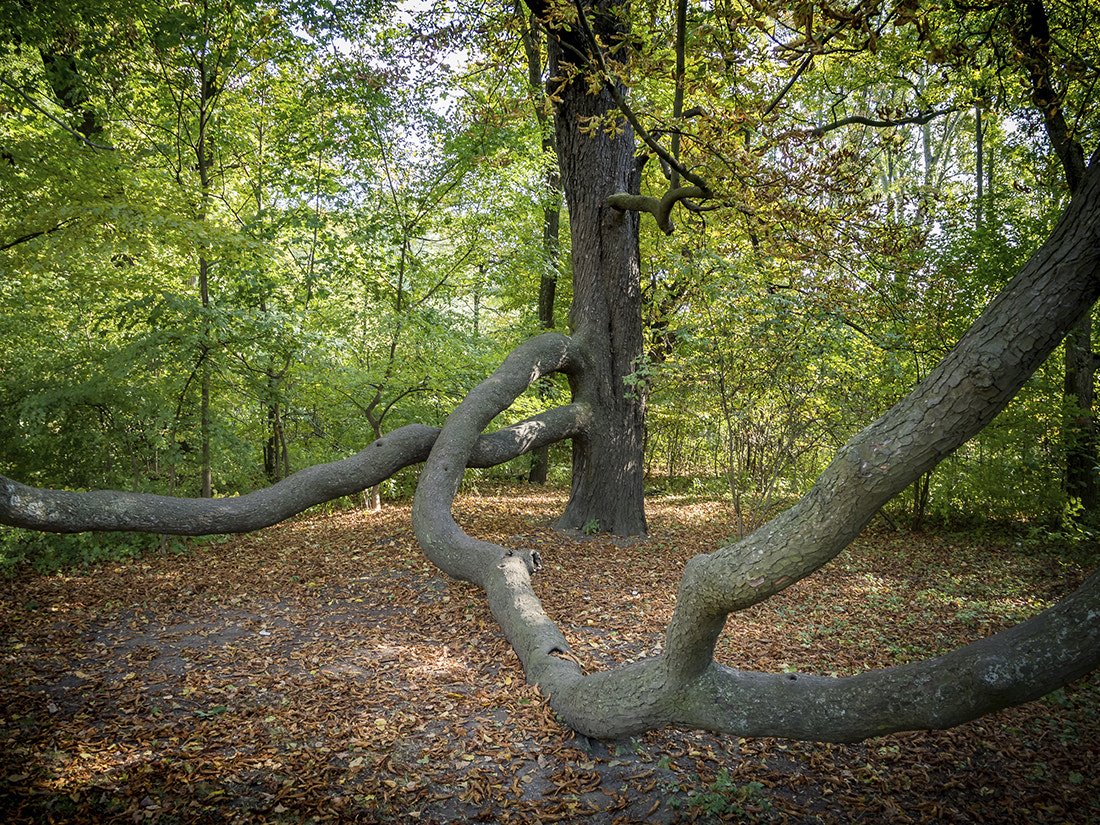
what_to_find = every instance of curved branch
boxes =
[608,186,708,234]
[412,332,582,584]
[677,567,1100,742]
[510,161,1100,741]
[811,106,962,137]
[409,331,597,706]
[548,568,1100,741]
[0,403,589,535]
[659,160,1100,681]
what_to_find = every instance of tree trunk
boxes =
[1013,0,1097,515]
[547,2,647,536]
[199,256,213,499]
[196,50,216,499]
[521,10,562,486]
[1064,312,1097,512]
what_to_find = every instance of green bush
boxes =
[0,527,184,577]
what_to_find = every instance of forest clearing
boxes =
[2,485,1097,824]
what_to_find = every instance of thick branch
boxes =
[674,568,1100,742]
[608,186,708,234]
[532,162,1100,739]
[659,160,1100,681]
[545,567,1100,741]
[0,403,589,535]
[412,333,581,584]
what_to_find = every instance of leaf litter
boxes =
[0,483,1097,823]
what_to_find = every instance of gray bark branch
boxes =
[0,402,589,535]
[527,162,1100,739]
[411,333,582,584]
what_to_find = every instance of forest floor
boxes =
[1,482,1098,824]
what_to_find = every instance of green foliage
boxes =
[0,0,532,508]
[667,771,774,821]
[0,527,183,577]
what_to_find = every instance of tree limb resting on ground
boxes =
[0,370,588,536]
[4,163,1100,742]
[404,160,1100,741]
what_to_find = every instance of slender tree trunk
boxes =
[196,48,216,499]
[522,9,562,486]
[199,255,213,498]
[975,107,984,229]
[547,2,647,536]
[368,421,384,511]
[1065,313,1097,511]
[1013,0,1097,515]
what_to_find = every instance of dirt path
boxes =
[1,485,1097,822]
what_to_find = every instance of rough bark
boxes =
[0,402,588,535]
[544,0,648,537]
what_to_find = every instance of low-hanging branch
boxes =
[0,384,589,536]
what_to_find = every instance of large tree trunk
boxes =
[546,1,647,536]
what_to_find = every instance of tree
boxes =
[519,2,565,485]
[3,0,1100,743]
